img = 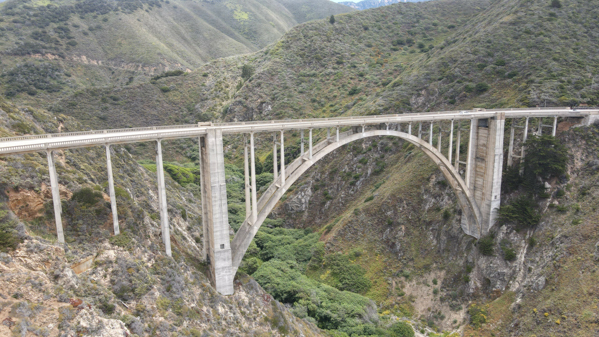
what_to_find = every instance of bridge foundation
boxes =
[199,130,234,295]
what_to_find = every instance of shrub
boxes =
[348,86,361,95]
[241,64,254,80]
[329,15,335,24]
[494,59,506,66]
[478,234,494,256]
[160,86,171,93]
[71,187,103,206]
[550,0,562,8]
[498,196,541,229]
[468,304,487,328]
[0,210,21,252]
[389,321,414,337]
[475,83,490,93]
[109,232,133,248]
[500,240,517,261]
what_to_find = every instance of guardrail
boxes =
[0,129,208,155]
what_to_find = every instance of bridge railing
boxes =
[0,129,210,155]
[0,124,199,143]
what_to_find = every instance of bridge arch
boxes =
[230,129,482,274]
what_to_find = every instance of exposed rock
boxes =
[532,276,546,291]
[284,183,312,213]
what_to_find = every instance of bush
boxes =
[468,304,487,328]
[550,0,562,8]
[0,210,22,252]
[348,86,361,95]
[478,234,494,256]
[498,196,541,229]
[475,83,490,93]
[241,64,254,80]
[389,321,414,337]
[329,15,335,24]
[71,187,103,206]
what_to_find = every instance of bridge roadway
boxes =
[0,107,595,155]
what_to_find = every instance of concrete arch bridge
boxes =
[0,107,597,294]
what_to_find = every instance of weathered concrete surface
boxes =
[201,129,234,295]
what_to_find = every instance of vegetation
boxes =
[521,135,568,193]
[498,197,541,229]
[478,234,494,256]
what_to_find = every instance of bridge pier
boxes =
[46,150,65,244]
[463,115,506,236]
[105,145,120,235]
[273,134,278,181]
[280,131,285,185]
[155,140,171,257]
[199,130,234,295]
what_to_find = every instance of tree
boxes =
[522,134,568,192]
[241,64,254,80]
[329,15,335,24]
[550,0,562,8]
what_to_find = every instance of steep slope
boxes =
[0,0,352,100]
[339,0,429,10]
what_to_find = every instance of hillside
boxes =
[339,0,429,10]
[0,0,352,100]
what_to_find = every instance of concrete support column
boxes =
[429,123,434,145]
[327,128,330,139]
[552,116,557,137]
[486,113,506,233]
[105,145,119,235]
[507,122,515,167]
[300,130,304,156]
[243,136,251,223]
[386,123,389,131]
[437,128,442,152]
[156,140,171,257]
[46,150,65,244]
[418,122,422,139]
[520,117,529,175]
[199,129,234,295]
[336,127,340,142]
[309,129,313,159]
[408,122,412,135]
[538,117,543,135]
[448,120,454,164]
[465,119,477,189]
[280,131,285,185]
[250,133,257,223]
[273,134,278,181]
[361,125,365,133]
[455,125,461,170]
[199,137,207,260]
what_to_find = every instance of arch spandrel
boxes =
[230,130,482,275]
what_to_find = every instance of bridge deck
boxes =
[0,107,595,155]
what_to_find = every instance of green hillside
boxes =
[0,0,352,100]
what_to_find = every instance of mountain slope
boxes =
[339,0,429,10]
[0,0,352,98]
